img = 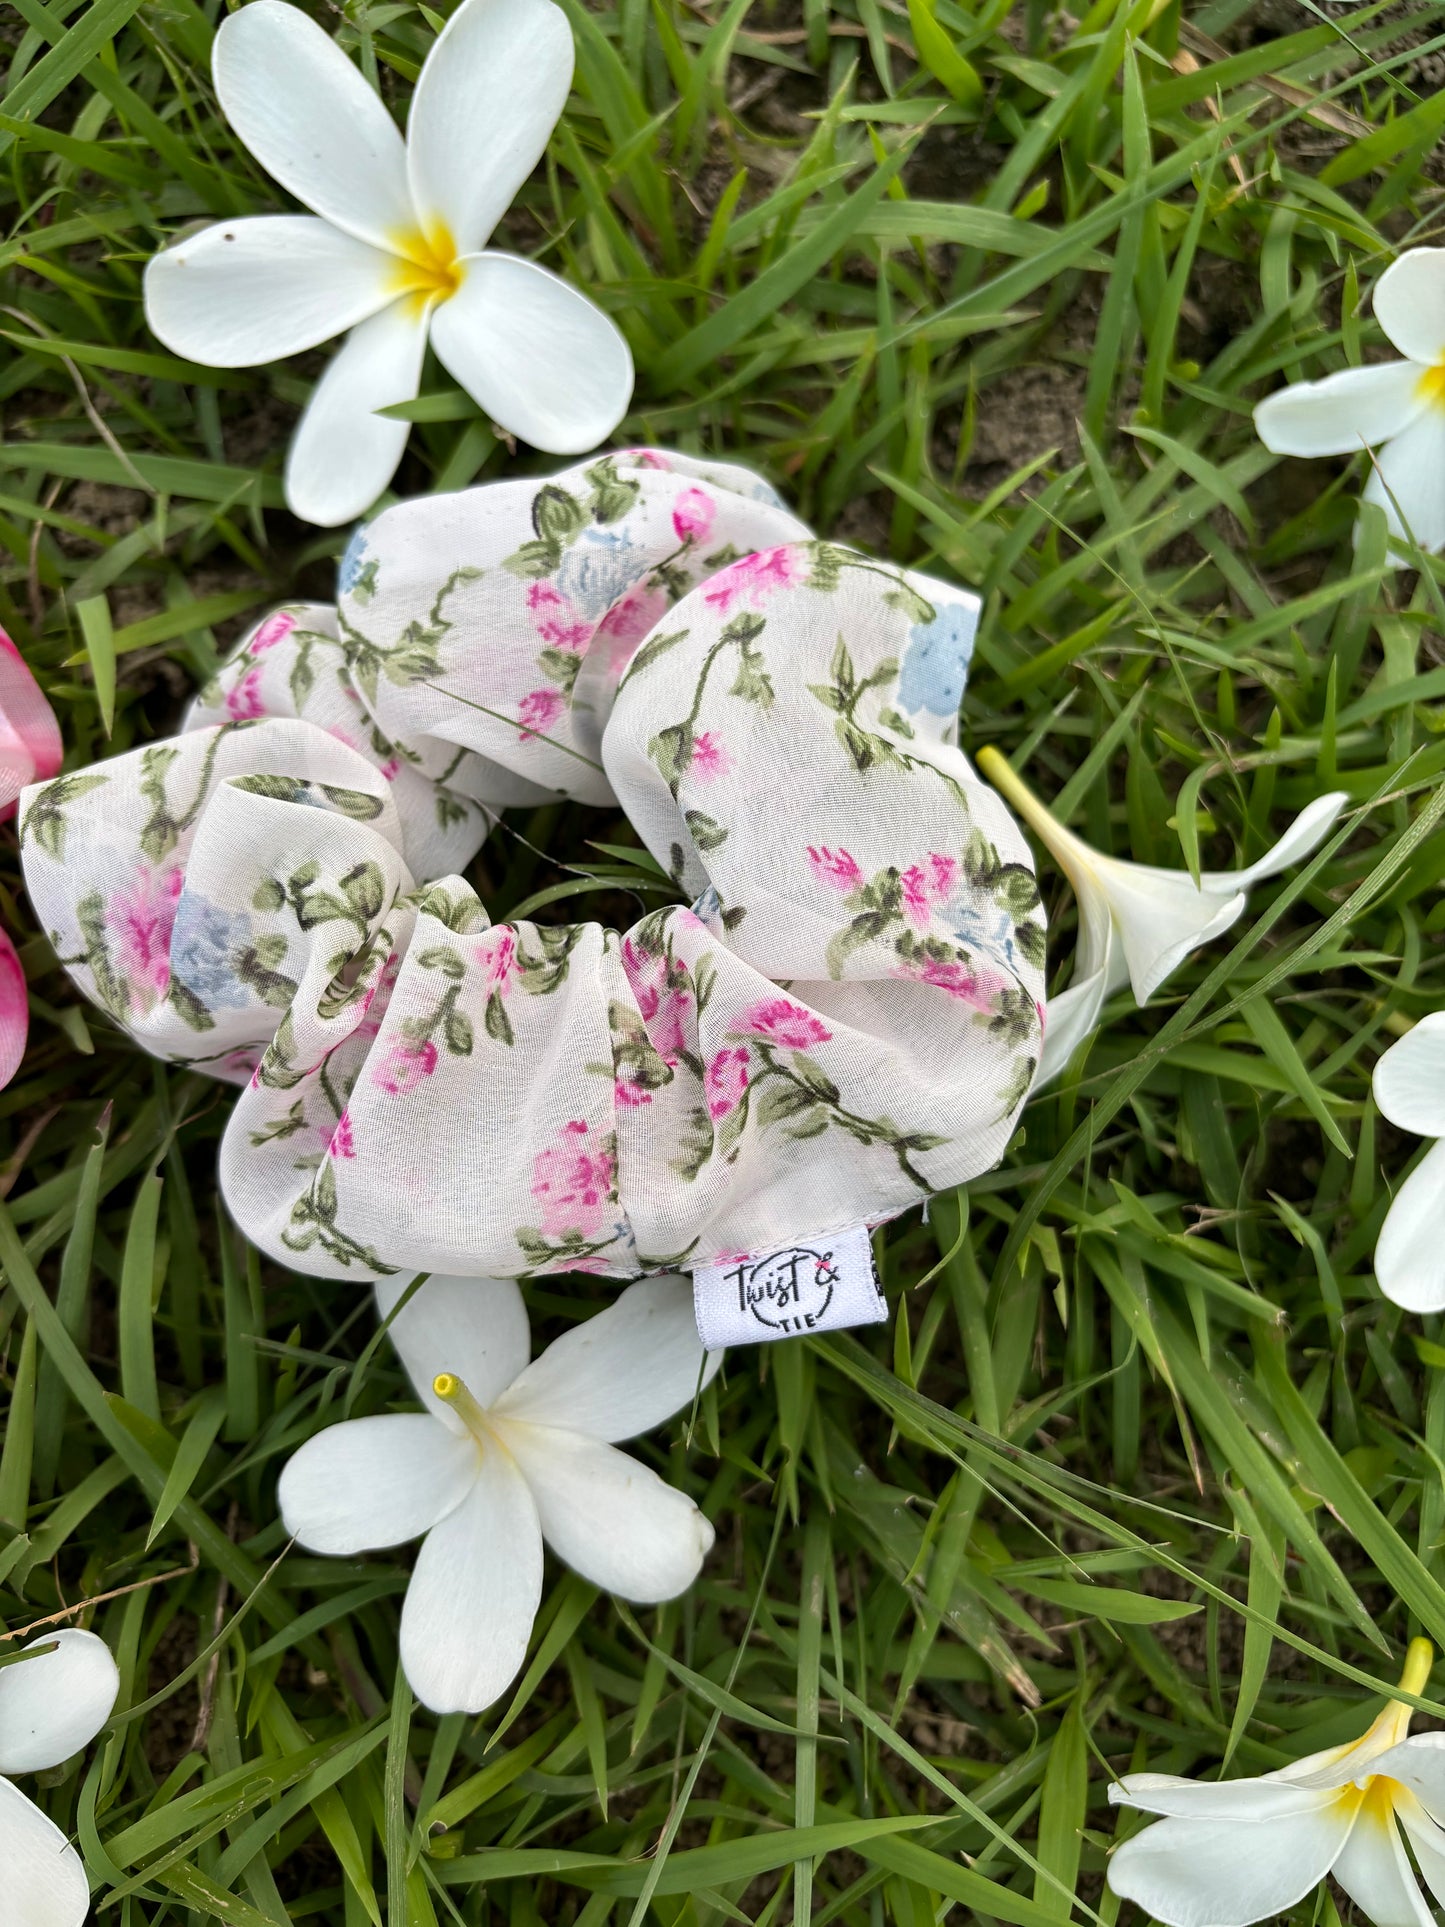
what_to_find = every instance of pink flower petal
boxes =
[0,928,29,1090]
[0,630,62,820]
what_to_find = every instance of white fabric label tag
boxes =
[693,1225,887,1349]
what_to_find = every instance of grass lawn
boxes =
[3,0,1445,1918]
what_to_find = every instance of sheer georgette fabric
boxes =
[21,449,1046,1281]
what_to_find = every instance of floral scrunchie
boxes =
[21,450,1046,1282]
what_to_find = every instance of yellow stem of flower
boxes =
[1397,1636,1434,1701]
[432,1372,488,1440]
[975,745,1069,856]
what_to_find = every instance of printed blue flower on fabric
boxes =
[556,531,650,620]
[171,896,254,1010]
[898,602,978,718]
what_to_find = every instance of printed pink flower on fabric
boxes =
[225,666,267,721]
[900,853,959,928]
[672,488,716,544]
[532,1118,616,1239]
[527,582,591,652]
[621,935,692,1063]
[704,1046,750,1120]
[517,687,565,741]
[110,865,182,1004]
[691,731,733,783]
[597,580,669,673]
[615,1073,652,1109]
[328,1111,357,1159]
[896,958,1009,1010]
[735,997,832,1051]
[702,545,800,614]
[374,1038,438,1095]
[807,846,863,893]
[249,609,298,655]
[0,628,62,820]
[0,928,28,1091]
[478,926,518,997]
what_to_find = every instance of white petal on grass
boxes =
[495,1275,720,1442]
[1103,863,1245,1006]
[143,217,399,367]
[213,0,414,249]
[431,253,633,455]
[1373,247,1445,367]
[0,1777,92,1927]
[1375,1137,1445,1313]
[406,0,574,255]
[1330,1801,1435,1927]
[374,1273,530,1427]
[1363,406,1445,553]
[277,1414,478,1554]
[1038,969,1110,1085]
[1221,791,1350,894]
[284,299,430,527]
[1106,1796,1354,1927]
[1397,1797,1445,1909]
[0,1631,119,1775]
[1109,1769,1347,1821]
[1374,1013,1445,1139]
[503,1423,715,1601]
[1254,361,1428,458]
[399,1447,542,1713]
[1363,1736,1445,1826]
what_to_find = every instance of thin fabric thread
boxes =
[20,449,1046,1284]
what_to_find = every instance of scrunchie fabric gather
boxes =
[21,449,1046,1282]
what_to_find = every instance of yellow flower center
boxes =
[1417,361,1445,411]
[433,1370,488,1441]
[389,223,463,310]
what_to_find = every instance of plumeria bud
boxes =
[976,747,1347,1082]
[1372,1012,1445,1312]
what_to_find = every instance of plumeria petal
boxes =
[0,1631,119,1774]
[1360,1736,1445,1824]
[374,1274,530,1432]
[430,252,633,455]
[284,299,430,527]
[0,631,61,817]
[1375,1136,1445,1313]
[1109,1768,1346,1820]
[493,1276,720,1442]
[1038,967,1111,1085]
[1209,791,1349,895]
[501,1423,715,1601]
[1104,862,1245,1006]
[144,216,400,368]
[1106,1790,1355,1927]
[277,1414,479,1554]
[1397,1795,1445,1908]
[1330,1802,1434,1927]
[1254,361,1427,457]
[1363,405,1445,552]
[406,0,574,256]
[212,0,414,250]
[1373,248,1445,367]
[399,1445,542,1713]
[0,1777,93,1927]
[0,929,28,1093]
[1374,1014,1445,1139]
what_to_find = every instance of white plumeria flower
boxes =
[1108,1637,1445,1927]
[975,747,1347,1083]
[143,0,633,527]
[1372,1013,1445,1313]
[0,1629,120,1927]
[1255,248,1445,556]
[278,1272,721,1714]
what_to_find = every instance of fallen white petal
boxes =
[0,1631,119,1776]
[494,1275,720,1442]
[213,0,414,249]
[277,1413,478,1554]
[1373,249,1445,368]
[1376,1137,1445,1313]
[502,1422,715,1601]
[1363,405,1445,553]
[144,216,398,367]
[1037,967,1111,1086]
[1255,361,1427,458]
[1104,860,1245,1006]
[284,299,429,527]
[399,1445,542,1713]
[1374,1013,1445,1139]
[406,0,574,256]
[0,1777,93,1927]
[374,1273,531,1429]
[1214,792,1349,895]
[1397,1795,1445,1909]
[431,252,633,455]
[1106,1791,1353,1927]
[1109,1768,1343,1820]
[1331,1799,1434,1927]
[1362,1736,1445,1826]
